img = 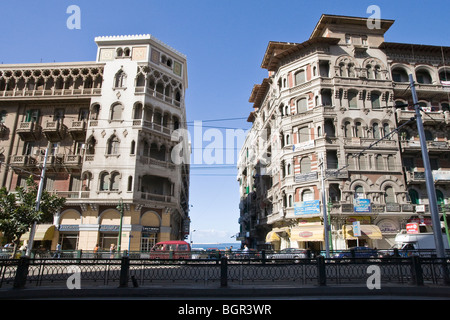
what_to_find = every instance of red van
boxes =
[150,240,191,259]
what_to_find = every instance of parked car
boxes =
[334,246,377,259]
[149,240,191,259]
[234,248,261,259]
[206,248,223,259]
[267,248,308,261]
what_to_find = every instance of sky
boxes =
[1,0,449,244]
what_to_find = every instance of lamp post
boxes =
[440,200,450,248]
[116,198,124,253]
[190,229,196,246]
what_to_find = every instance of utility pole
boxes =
[409,74,446,258]
[319,156,330,258]
[26,142,51,257]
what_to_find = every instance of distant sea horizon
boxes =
[191,242,241,250]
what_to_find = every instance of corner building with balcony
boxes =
[0,34,190,252]
[237,15,450,251]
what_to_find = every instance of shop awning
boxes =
[20,224,55,241]
[343,225,382,240]
[290,225,324,242]
[265,231,281,243]
[272,227,290,236]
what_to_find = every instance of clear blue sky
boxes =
[1,0,449,244]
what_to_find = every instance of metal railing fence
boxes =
[1,254,449,289]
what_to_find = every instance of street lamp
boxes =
[190,229,196,246]
[116,198,124,253]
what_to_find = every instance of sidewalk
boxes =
[1,283,450,299]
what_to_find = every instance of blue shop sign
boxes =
[294,200,321,215]
[354,199,371,213]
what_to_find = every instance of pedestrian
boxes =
[53,243,61,259]
[109,243,116,258]
[94,243,99,259]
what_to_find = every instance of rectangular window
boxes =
[348,91,358,109]
[25,109,39,122]
[295,70,306,85]
[371,93,381,109]
[298,127,309,143]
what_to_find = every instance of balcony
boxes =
[138,156,176,170]
[132,119,172,136]
[68,120,87,140]
[10,155,37,173]
[344,137,397,150]
[139,192,173,203]
[16,122,41,141]
[406,170,450,184]
[400,139,449,152]
[294,172,318,183]
[64,154,82,173]
[42,121,67,142]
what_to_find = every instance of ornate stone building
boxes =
[0,34,190,251]
[237,15,450,250]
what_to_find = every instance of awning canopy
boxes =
[343,225,382,240]
[20,224,55,241]
[290,225,324,242]
[265,231,281,243]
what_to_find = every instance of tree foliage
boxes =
[0,176,66,254]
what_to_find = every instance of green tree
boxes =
[0,176,65,258]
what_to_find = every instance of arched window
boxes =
[86,136,96,155]
[373,123,380,139]
[127,176,133,192]
[110,103,122,121]
[383,123,390,136]
[114,69,126,88]
[344,121,351,138]
[301,189,313,201]
[133,103,143,119]
[110,172,120,191]
[300,157,311,173]
[354,185,364,199]
[355,122,362,138]
[107,135,120,155]
[130,140,136,155]
[436,189,445,205]
[392,67,409,82]
[384,186,395,204]
[100,172,110,191]
[416,69,432,84]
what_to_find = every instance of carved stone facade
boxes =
[238,15,450,250]
[0,34,190,252]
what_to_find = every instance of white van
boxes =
[392,231,449,256]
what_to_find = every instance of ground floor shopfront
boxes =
[19,205,187,252]
[265,214,427,252]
